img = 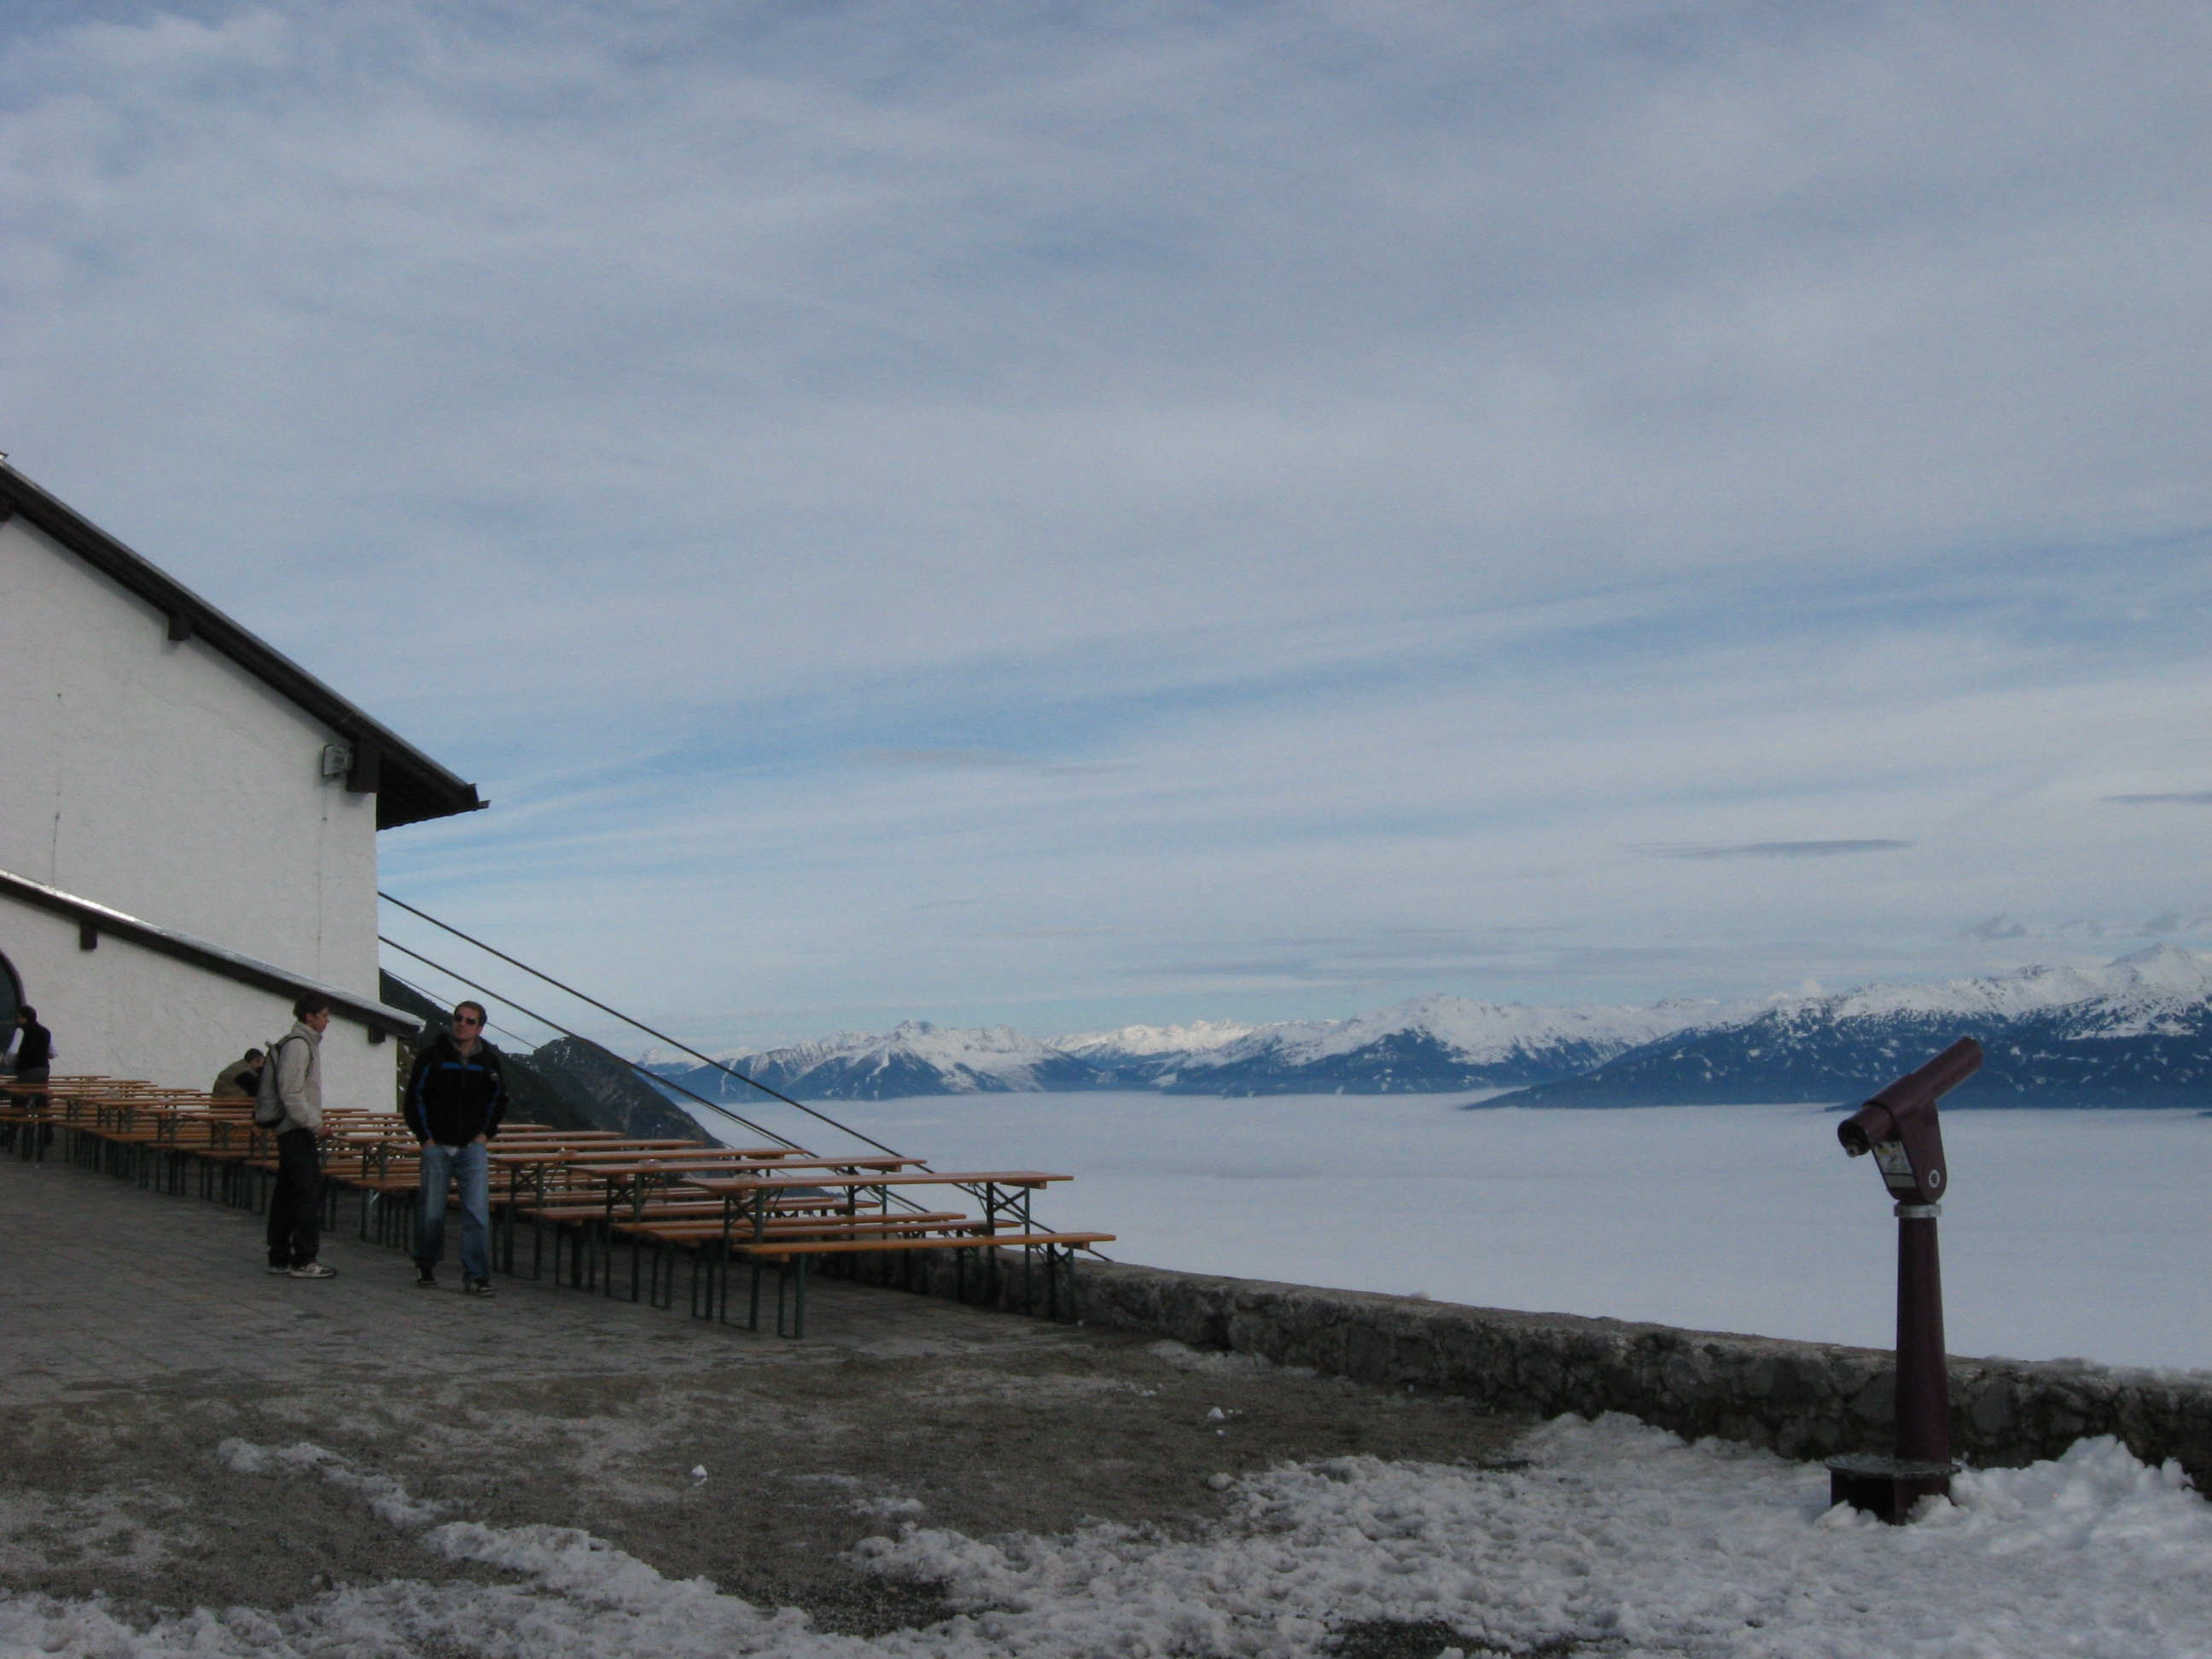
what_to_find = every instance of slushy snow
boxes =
[7,1422,2209,1656]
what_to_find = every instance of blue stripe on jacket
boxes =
[405,1045,505,1144]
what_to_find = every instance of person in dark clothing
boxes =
[9,1007,53,1089]
[265,996,336,1279]
[212,1048,265,1098]
[403,1001,506,1295]
[9,1007,53,1145]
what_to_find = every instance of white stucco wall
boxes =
[0,905,395,1110]
[0,513,396,1109]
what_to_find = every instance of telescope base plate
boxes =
[1825,1453,1957,1523]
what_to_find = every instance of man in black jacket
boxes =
[9,1006,52,1132]
[403,1002,506,1295]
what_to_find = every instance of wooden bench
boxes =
[21,1082,1116,1337]
[728,1230,1117,1336]
[600,1209,996,1310]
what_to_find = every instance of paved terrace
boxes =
[0,1150,1529,1647]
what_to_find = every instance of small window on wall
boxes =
[0,949,20,1037]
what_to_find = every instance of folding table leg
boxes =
[775,1257,812,1339]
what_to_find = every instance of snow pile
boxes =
[5,1424,2209,1656]
[863,1417,2212,1658]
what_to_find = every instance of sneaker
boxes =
[414,1266,437,1289]
[463,1278,495,1297]
[266,1262,294,1275]
[288,1261,338,1280]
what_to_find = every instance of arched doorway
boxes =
[0,948,20,1039]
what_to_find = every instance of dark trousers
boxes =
[266,1127,321,1267]
[7,1069,48,1155]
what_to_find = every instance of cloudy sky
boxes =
[5,1,2209,1049]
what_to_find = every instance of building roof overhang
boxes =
[0,466,486,831]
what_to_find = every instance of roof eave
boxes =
[0,466,486,832]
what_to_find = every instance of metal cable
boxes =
[378,936,798,1150]
[377,968,538,1055]
[379,941,942,1218]
[378,890,913,1161]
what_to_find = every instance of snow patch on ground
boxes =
[858,1418,2212,1657]
[214,1438,445,1528]
[7,1423,2209,1656]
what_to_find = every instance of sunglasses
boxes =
[453,1015,484,1027]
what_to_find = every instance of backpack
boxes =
[253,1033,305,1127]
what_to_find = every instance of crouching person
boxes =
[404,1002,505,1295]
[265,997,335,1278]
[212,1048,265,1099]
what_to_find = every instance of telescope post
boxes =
[1826,1038,1980,1522]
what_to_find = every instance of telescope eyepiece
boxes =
[1837,1101,1895,1158]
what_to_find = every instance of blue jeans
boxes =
[415,1140,491,1283]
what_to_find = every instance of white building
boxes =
[0,466,483,1109]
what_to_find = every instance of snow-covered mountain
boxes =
[640,948,2212,1104]
[655,996,1746,1101]
[1054,1021,1256,1060]
[653,1021,1116,1103]
[1141,992,1746,1094]
[1496,945,2212,1108]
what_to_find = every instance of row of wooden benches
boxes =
[0,1075,1114,1336]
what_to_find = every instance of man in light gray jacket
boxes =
[265,996,335,1279]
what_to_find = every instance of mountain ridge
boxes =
[642,946,2212,1107]
[1490,944,2212,1109]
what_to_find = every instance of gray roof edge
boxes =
[0,867,423,1039]
[0,466,486,831]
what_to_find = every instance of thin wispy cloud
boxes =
[852,748,1036,771]
[1644,841,1916,862]
[1969,910,2212,943]
[850,748,1121,774]
[3,2,2209,1040]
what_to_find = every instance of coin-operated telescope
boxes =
[1826,1037,1982,1522]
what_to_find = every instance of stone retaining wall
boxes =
[840,1249,2212,1485]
